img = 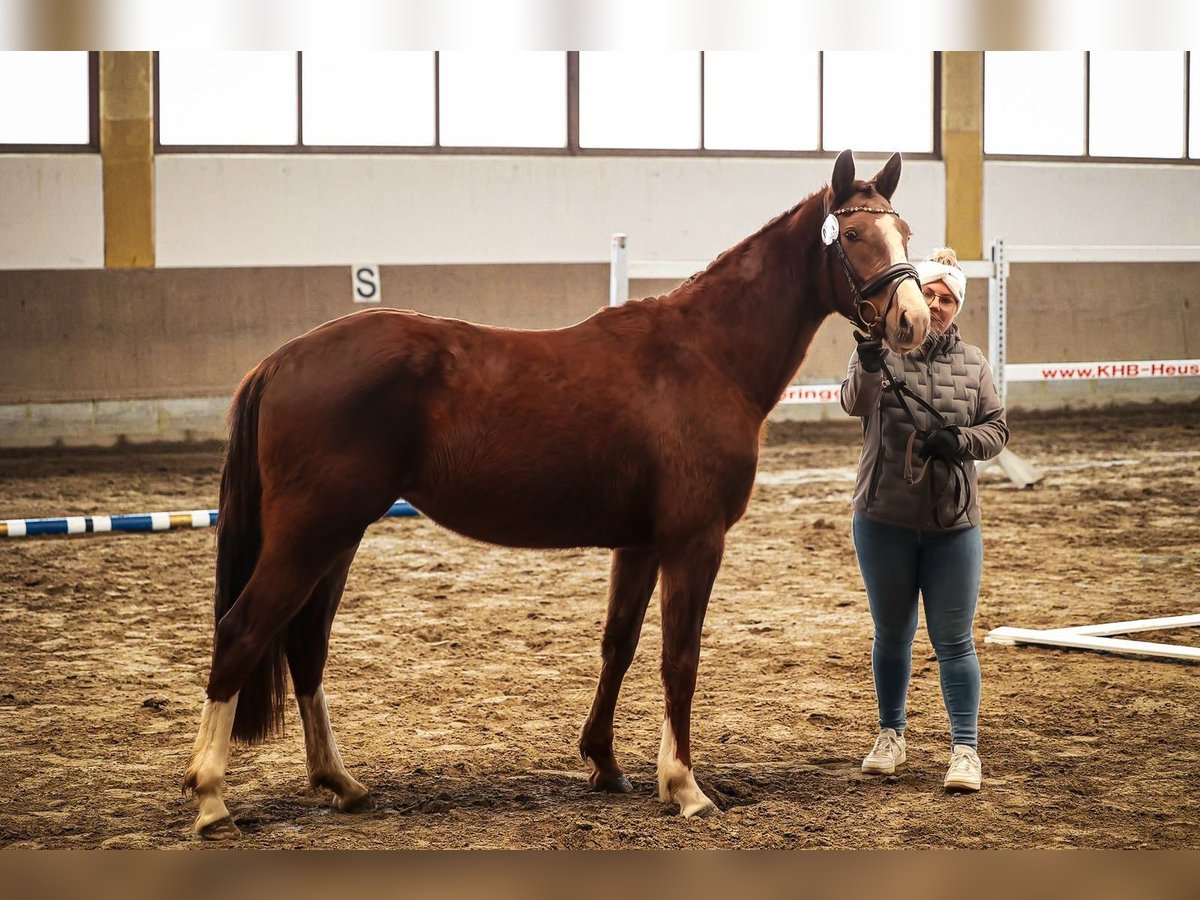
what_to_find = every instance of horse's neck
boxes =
[673,196,831,417]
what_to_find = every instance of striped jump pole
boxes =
[1,500,418,538]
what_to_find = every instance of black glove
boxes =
[854,332,886,373]
[919,426,964,462]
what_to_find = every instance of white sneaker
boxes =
[861,728,907,775]
[944,745,982,792]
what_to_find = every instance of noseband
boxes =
[821,194,920,336]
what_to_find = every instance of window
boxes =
[984,52,1086,156]
[439,52,566,148]
[822,52,934,153]
[0,51,91,145]
[158,52,297,146]
[580,51,700,150]
[302,52,435,147]
[985,51,1195,161]
[703,52,820,151]
[152,52,940,157]
[1090,52,1186,158]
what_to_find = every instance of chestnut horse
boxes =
[184,149,930,837]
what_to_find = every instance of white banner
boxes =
[1005,359,1200,382]
[780,358,1200,405]
[779,383,843,405]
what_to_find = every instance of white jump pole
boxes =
[986,615,1200,663]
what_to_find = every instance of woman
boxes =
[840,248,1009,792]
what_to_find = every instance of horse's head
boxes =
[819,149,930,353]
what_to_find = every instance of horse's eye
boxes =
[844,229,858,241]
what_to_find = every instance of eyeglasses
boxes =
[922,289,958,308]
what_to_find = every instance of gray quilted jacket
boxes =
[840,325,1009,531]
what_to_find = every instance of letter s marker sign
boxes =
[352,265,381,304]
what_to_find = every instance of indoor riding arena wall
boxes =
[0,260,1195,447]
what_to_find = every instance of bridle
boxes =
[821,192,921,337]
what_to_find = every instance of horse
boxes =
[183,149,931,838]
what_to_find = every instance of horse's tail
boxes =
[213,361,287,744]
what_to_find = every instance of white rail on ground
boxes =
[985,615,1200,663]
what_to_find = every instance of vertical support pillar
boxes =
[100,52,154,268]
[941,52,983,261]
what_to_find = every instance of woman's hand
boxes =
[854,332,886,373]
[919,426,964,461]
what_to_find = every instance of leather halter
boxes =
[822,193,920,337]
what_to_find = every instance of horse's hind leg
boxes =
[656,530,723,818]
[286,544,372,812]
[186,537,352,838]
[579,547,659,792]
[186,695,241,839]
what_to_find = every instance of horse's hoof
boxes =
[674,783,719,818]
[590,771,633,794]
[335,790,374,814]
[681,796,719,819]
[195,815,241,841]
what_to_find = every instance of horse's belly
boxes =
[404,476,652,550]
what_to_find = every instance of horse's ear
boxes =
[871,152,903,201]
[831,149,856,205]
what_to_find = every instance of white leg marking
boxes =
[184,694,238,834]
[656,717,717,818]
[296,686,369,810]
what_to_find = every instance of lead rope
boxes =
[879,359,973,529]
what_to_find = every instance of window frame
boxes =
[983,50,1198,165]
[153,51,942,160]
[0,51,100,153]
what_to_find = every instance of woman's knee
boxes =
[929,633,976,662]
[873,622,918,652]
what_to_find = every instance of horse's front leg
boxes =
[579,547,659,792]
[656,530,723,817]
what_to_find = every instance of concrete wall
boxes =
[154,154,945,267]
[0,264,606,406]
[0,155,104,269]
[6,154,1198,272]
[984,161,1200,247]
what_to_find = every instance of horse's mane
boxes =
[670,184,830,294]
[601,180,848,319]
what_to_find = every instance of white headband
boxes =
[916,261,967,310]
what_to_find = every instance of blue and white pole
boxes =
[1,500,418,538]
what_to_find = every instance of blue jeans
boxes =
[852,513,982,749]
